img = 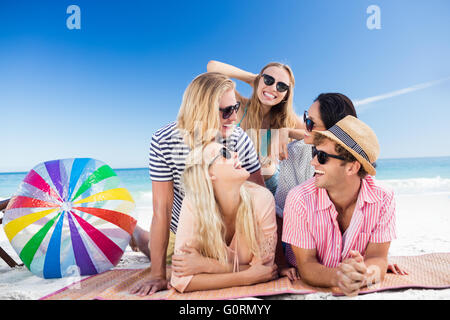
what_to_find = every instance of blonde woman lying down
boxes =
[170,142,279,292]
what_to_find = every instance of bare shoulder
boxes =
[244,182,275,216]
[245,181,274,199]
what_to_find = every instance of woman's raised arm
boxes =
[207,60,257,87]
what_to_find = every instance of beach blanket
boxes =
[40,253,450,300]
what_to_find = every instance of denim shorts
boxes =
[264,166,280,196]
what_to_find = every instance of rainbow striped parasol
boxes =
[3,158,137,278]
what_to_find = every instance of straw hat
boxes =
[313,115,380,176]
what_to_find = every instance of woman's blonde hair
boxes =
[182,145,262,266]
[240,62,297,155]
[177,72,235,149]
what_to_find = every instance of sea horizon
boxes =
[1,155,449,175]
[1,155,450,200]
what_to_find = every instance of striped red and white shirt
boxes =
[282,176,396,268]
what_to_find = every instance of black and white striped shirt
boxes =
[149,122,261,233]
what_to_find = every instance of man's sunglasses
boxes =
[209,147,232,167]
[219,102,241,120]
[262,74,289,93]
[312,146,346,165]
[303,110,315,132]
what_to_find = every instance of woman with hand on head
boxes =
[169,142,279,293]
[207,61,305,196]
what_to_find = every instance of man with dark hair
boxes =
[282,116,397,296]
[314,93,357,129]
[275,92,357,216]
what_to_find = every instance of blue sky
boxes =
[1,0,449,172]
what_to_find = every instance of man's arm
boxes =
[363,242,390,284]
[335,245,390,296]
[291,245,340,288]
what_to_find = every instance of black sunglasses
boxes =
[262,74,289,93]
[303,110,315,132]
[312,146,346,165]
[209,147,232,166]
[219,102,240,120]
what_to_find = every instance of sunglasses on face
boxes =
[209,147,232,167]
[303,110,315,132]
[312,146,346,165]
[219,102,240,120]
[262,74,289,93]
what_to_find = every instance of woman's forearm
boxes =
[149,212,170,278]
[149,181,174,278]
[207,60,257,85]
[204,257,251,274]
[288,128,306,140]
[184,270,252,292]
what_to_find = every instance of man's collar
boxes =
[358,175,382,206]
[317,176,382,211]
[317,187,333,210]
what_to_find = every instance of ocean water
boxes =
[0,168,152,202]
[1,156,450,202]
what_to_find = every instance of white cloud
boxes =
[353,77,450,111]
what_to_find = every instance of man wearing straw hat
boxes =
[282,115,396,296]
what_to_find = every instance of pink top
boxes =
[170,183,277,293]
[282,176,396,268]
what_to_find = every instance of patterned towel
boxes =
[40,253,450,300]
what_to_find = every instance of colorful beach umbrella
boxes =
[2,158,137,278]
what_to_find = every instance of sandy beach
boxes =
[1,0,449,305]
[1,190,450,300]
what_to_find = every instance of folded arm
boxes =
[362,242,390,285]
[291,242,390,295]
[291,246,340,287]
[171,245,251,277]
[183,257,276,293]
